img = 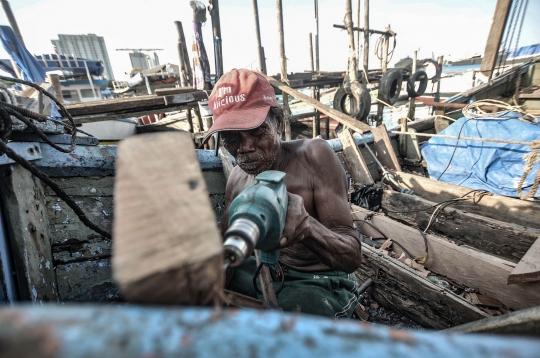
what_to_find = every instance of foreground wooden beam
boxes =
[355,243,489,329]
[392,171,540,229]
[445,306,540,337]
[339,128,373,184]
[508,237,540,284]
[352,205,540,311]
[113,132,224,306]
[381,190,540,263]
[261,73,372,133]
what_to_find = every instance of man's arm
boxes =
[279,139,362,273]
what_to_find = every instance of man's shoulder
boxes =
[294,137,335,161]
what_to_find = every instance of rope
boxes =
[0,78,111,238]
[462,98,538,124]
[517,140,540,199]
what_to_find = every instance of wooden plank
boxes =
[355,243,489,329]
[0,165,58,302]
[113,132,224,306]
[480,0,512,80]
[445,306,540,337]
[64,91,206,117]
[155,87,198,96]
[218,146,235,181]
[508,237,540,284]
[392,171,540,229]
[261,73,372,134]
[70,104,197,125]
[163,92,207,106]
[371,124,401,171]
[382,190,540,263]
[351,205,540,311]
[339,128,373,184]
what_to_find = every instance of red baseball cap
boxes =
[202,69,279,143]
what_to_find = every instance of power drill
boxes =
[223,170,288,268]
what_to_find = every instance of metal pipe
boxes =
[333,24,396,36]
[1,305,540,356]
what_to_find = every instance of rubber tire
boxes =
[378,69,403,105]
[406,70,428,98]
[333,83,371,122]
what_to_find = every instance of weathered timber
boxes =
[339,128,373,184]
[71,104,196,125]
[445,306,540,337]
[392,171,540,229]
[64,92,206,117]
[155,87,200,96]
[371,124,401,171]
[351,205,540,311]
[381,190,540,263]
[113,132,223,306]
[355,243,489,329]
[224,289,265,309]
[508,237,540,284]
[0,165,58,302]
[218,146,235,181]
[480,0,512,80]
[261,73,372,133]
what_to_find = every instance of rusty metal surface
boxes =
[1,305,540,358]
[0,142,42,165]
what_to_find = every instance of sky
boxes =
[0,0,538,81]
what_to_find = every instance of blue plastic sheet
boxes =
[421,113,540,198]
[0,25,45,82]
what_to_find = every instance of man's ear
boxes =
[276,114,284,135]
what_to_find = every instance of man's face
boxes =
[220,119,281,175]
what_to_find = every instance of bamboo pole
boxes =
[406,50,417,121]
[1,0,24,45]
[345,0,358,83]
[276,0,291,141]
[252,0,267,74]
[175,21,193,87]
[314,0,320,71]
[47,73,63,104]
[209,0,224,80]
[309,33,320,138]
[363,0,369,72]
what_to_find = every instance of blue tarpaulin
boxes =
[0,25,45,82]
[421,113,540,198]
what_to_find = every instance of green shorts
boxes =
[226,256,359,319]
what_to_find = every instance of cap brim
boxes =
[202,105,270,144]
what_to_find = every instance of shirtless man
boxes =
[203,69,362,318]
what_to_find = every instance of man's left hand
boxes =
[279,192,310,248]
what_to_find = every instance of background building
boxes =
[51,34,115,80]
[128,51,160,71]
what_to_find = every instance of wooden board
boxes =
[339,128,374,184]
[382,190,540,263]
[355,243,489,329]
[351,205,540,311]
[371,124,401,171]
[155,87,200,96]
[508,237,540,284]
[261,73,372,134]
[392,171,540,229]
[113,132,224,306]
[64,91,206,117]
[218,147,235,181]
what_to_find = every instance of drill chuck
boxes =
[223,218,260,267]
[223,170,288,268]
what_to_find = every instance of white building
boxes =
[51,34,115,80]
